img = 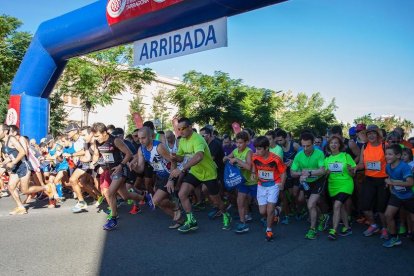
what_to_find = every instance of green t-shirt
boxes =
[233,147,256,186]
[270,145,284,159]
[177,132,217,181]
[324,152,356,196]
[291,148,325,182]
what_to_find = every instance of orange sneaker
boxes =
[266,231,274,242]
[129,204,141,215]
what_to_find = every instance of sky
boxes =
[2,0,414,134]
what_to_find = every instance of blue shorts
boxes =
[237,184,258,197]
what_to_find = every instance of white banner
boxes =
[134,17,227,65]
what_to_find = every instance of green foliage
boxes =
[278,92,337,137]
[152,89,172,131]
[57,45,154,126]
[49,89,68,137]
[0,14,32,121]
[170,70,280,134]
[354,114,414,138]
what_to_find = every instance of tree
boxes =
[278,92,337,137]
[354,114,413,137]
[49,89,68,136]
[170,70,280,134]
[400,119,414,139]
[353,113,375,126]
[57,45,154,126]
[0,15,32,121]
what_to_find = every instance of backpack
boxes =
[223,161,245,191]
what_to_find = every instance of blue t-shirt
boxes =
[386,161,414,199]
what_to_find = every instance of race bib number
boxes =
[258,170,274,180]
[152,161,163,172]
[366,161,381,171]
[394,185,407,192]
[328,162,343,173]
[102,153,115,163]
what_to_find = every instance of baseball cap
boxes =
[356,123,366,133]
[111,127,124,137]
[366,124,382,137]
[348,127,356,136]
[64,123,80,133]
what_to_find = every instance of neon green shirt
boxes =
[291,148,325,182]
[177,132,217,181]
[324,152,356,196]
[270,144,284,159]
[233,147,256,186]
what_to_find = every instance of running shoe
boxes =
[266,231,274,242]
[380,228,389,240]
[129,204,141,215]
[339,227,353,237]
[116,198,126,207]
[317,214,330,232]
[208,208,222,220]
[305,228,317,240]
[281,216,289,225]
[178,220,198,233]
[144,192,156,210]
[0,191,9,197]
[168,219,184,229]
[328,229,337,240]
[235,223,249,234]
[48,199,56,208]
[9,207,27,215]
[103,218,118,231]
[222,212,232,230]
[95,196,104,208]
[363,225,379,237]
[71,201,87,213]
[382,236,402,248]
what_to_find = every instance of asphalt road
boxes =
[0,194,413,276]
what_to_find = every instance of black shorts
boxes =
[154,175,169,193]
[126,169,137,185]
[143,162,154,178]
[303,177,326,199]
[388,194,414,213]
[360,176,390,213]
[331,192,351,204]
[183,173,219,196]
[285,177,299,189]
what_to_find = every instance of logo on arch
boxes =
[107,0,127,18]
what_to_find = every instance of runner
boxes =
[251,136,286,241]
[0,124,54,214]
[383,144,414,247]
[291,132,327,240]
[91,123,148,230]
[169,118,231,232]
[135,127,183,227]
[355,124,390,239]
[223,131,255,234]
[324,136,355,240]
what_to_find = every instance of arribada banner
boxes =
[134,17,227,65]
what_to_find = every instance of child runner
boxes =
[251,136,286,241]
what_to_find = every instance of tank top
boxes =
[233,147,254,185]
[96,135,123,169]
[166,140,178,153]
[283,141,296,163]
[363,142,387,178]
[2,137,19,161]
[141,140,170,178]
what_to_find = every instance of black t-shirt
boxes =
[208,138,224,174]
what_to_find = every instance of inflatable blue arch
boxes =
[8,0,285,142]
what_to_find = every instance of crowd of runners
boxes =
[1,119,414,247]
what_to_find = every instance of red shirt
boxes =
[253,152,286,185]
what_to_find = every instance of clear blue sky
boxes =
[3,0,414,134]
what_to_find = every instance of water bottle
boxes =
[301,181,310,191]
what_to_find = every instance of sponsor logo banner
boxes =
[6,95,21,127]
[106,0,182,26]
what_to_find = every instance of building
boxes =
[63,74,181,131]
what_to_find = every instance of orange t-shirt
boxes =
[252,152,286,185]
[363,143,387,178]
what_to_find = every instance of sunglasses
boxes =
[177,125,189,131]
[132,134,138,138]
